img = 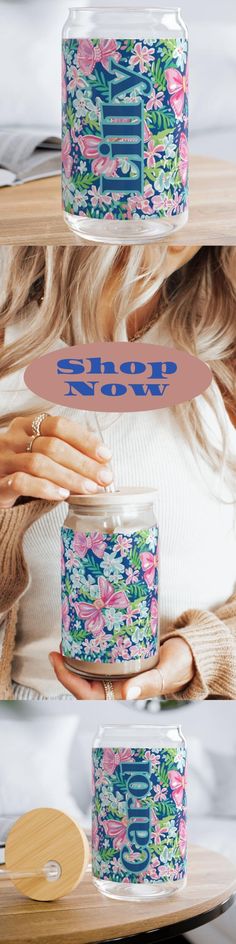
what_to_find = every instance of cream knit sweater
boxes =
[0,318,236,700]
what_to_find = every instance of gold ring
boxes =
[103,680,115,700]
[26,413,49,453]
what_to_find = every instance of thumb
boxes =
[121,665,164,702]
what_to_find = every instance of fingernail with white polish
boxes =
[126,686,142,701]
[99,468,113,485]
[96,445,112,461]
[58,488,70,498]
[84,480,98,492]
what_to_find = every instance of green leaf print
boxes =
[65,577,72,596]
[84,114,100,132]
[74,172,96,191]
[159,39,178,61]
[129,547,141,570]
[66,102,75,128]
[151,58,166,92]
[151,109,176,132]
[90,68,110,100]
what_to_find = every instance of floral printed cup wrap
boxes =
[62,37,189,220]
[92,746,187,884]
[61,526,158,664]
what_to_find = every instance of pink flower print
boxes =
[158,864,170,878]
[147,856,160,880]
[74,576,129,635]
[165,62,189,119]
[140,550,158,589]
[76,38,97,76]
[73,531,106,560]
[104,212,115,219]
[77,38,120,76]
[150,597,158,636]
[168,770,186,808]
[130,42,155,74]
[144,120,152,143]
[153,784,167,802]
[146,88,164,111]
[89,186,112,208]
[68,65,87,93]
[62,54,67,104]
[178,132,188,187]
[179,818,187,858]
[84,632,107,655]
[103,748,131,775]
[151,194,164,212]
[171,191,183,213]
[126,567,139,585]
[62,131,73,179]
[71,124,82,144]
[62,598,70,633]
[138,183,155,214]
[152,811,168,845]
[145,750,160,764]
[112,636,132,660]
[103,818,127,849]
[114,535,132,557]
[96,39,121,70]
[78,135,119,177]
[125,603,140,626]
[145,138,164,168]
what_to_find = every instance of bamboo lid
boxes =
[5,808,90,902]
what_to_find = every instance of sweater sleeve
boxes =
[0,499,56,613]
[0,499,58,700]
[161,594,236,700]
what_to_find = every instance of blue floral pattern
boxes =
[62,36,189,220]
[92,746,187,884]
[61,526,158,664]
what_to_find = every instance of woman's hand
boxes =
[0,414,113,507]
[49,636,194,700]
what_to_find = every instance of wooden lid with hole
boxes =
[5,808,90,901]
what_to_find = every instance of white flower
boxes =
[172,38,188,71]
[101,551,125,581]
[73,191,88,210]
[62,179,75,205]
[163,134,177,159]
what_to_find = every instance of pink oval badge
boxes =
[24,342,212,412]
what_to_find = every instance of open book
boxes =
[0,126,61,186]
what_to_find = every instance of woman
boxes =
[0,244,235,701]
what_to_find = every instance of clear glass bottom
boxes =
[64,210,188,245]
[63,651,158,679]
[93,876,186,901]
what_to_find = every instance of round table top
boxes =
[0,156,236,246]
[0,845,236,944]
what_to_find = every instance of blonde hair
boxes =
[0,245,236,478]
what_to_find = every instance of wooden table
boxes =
[0,846,235,944]
[0,157,236,246]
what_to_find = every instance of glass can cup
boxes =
[92,724,187,900]
[61,487,159,679]
[62,3,189,244]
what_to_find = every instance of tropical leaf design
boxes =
[62,36,189,219]
[61,525,159,665]
[92,746,187,885]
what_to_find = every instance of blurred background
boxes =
[0,0,236,160]
[0,698,236,944]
